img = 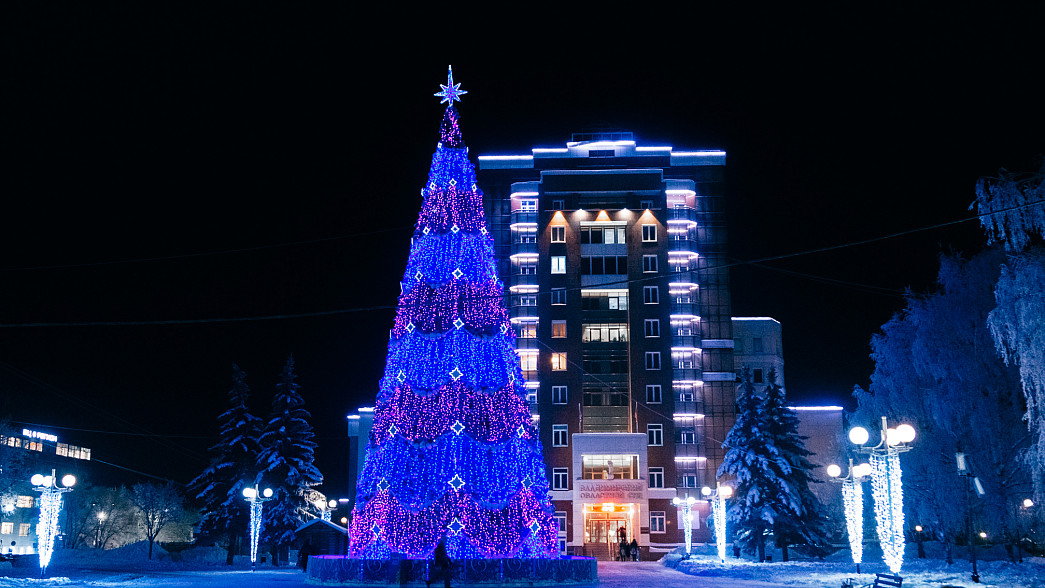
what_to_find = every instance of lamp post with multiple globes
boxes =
[847,418,915,575]
[700,484,733,563]
[243,485,273,571]
[30,470,76,576]
[827,459,872,572]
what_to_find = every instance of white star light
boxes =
[435,65,468,104]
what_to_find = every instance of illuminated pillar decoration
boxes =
[243,486,272,571]
[347,66,557,559]
[673,496,696,555]
[850,418,915,575]
[31,471,75,574]
[701,484,732,563]
[829,460,870,572]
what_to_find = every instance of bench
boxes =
[872,573,903,588]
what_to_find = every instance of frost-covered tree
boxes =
[761,372,830,560]
[856,249,1029,558]
[189,364,263,563]
[131,482,185,559]
[64,485,137,549]
[256,355,322,565]
[719,369,792,561]
[976,161,1045,514]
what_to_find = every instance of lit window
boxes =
[645,352,661,370]
[520,199,538,212]
[551,352,568,371]
[520,353,538,372]
[552,386,568,405]
[644,319,660,338]
[642,254,658,273]
[647,424,663,446]
[18,523,29,537]
[16,496,33,508]
[518,323,537,339]
[552,425,569,447]
[580,226,626,245]
[646,385,662,404]
[649,467,664,489]
[0,522,12,535]
[551,256,566,274]
[552,321,566,338]
[551,288,566,305]
[650,511,665,533]
[642,224,657,242]
[581,290,628,310]
[551,226,565,243]
[552,468,569,490]
[680,431,696,444]
[581,323,629,343]
[518,295,537,306]
[643,286,659,304]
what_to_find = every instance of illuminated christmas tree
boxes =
[348,67,558,559]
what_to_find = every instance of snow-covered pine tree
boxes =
[718,368,791,562]
[256,355,323,565]
[760,370,830,560]
[189,364,263,563]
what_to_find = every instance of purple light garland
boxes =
[350,488,558,559]
[393,280,509,337]
[372,382,532,443]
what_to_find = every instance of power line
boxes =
[0,196,1040,329]
[0,225,415,273]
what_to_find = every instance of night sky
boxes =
[4,7,1043,500]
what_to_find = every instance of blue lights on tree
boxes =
[348,68,557,559]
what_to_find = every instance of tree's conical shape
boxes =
[348,93,557,559]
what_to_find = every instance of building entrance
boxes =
[583,504,634,560]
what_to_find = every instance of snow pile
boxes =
[663,546,1045,588]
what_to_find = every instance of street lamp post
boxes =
[827,459,872,573]
[672,494,697,558]
[243,485,273,571]
[956,452,985,582]
[322,499,338,522]
[1015,498,1033,564]
[849,417,915,575]
[31,470,76,576]
[700,484,733,563]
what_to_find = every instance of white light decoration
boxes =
[853,417,914,575]
[243,484,273,571]
[849,426,870,445]
[32,469,75,574]
[672,495,698,556]
[829,459,869,572]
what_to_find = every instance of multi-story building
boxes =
[1,427,93,556]
[732,317,785,387]
[476,132,734,558]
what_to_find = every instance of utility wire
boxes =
[0,196,1041,329]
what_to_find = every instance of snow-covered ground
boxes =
[2,542,1043,587]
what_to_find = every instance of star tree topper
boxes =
[435,65,467,104]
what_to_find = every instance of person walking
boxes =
[427,537,452,588]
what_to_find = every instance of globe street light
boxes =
[243,485,273,571]
[827,459,872,572]
[31,470,76,576]
[849,417,915,574]
[700,484,732,563]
